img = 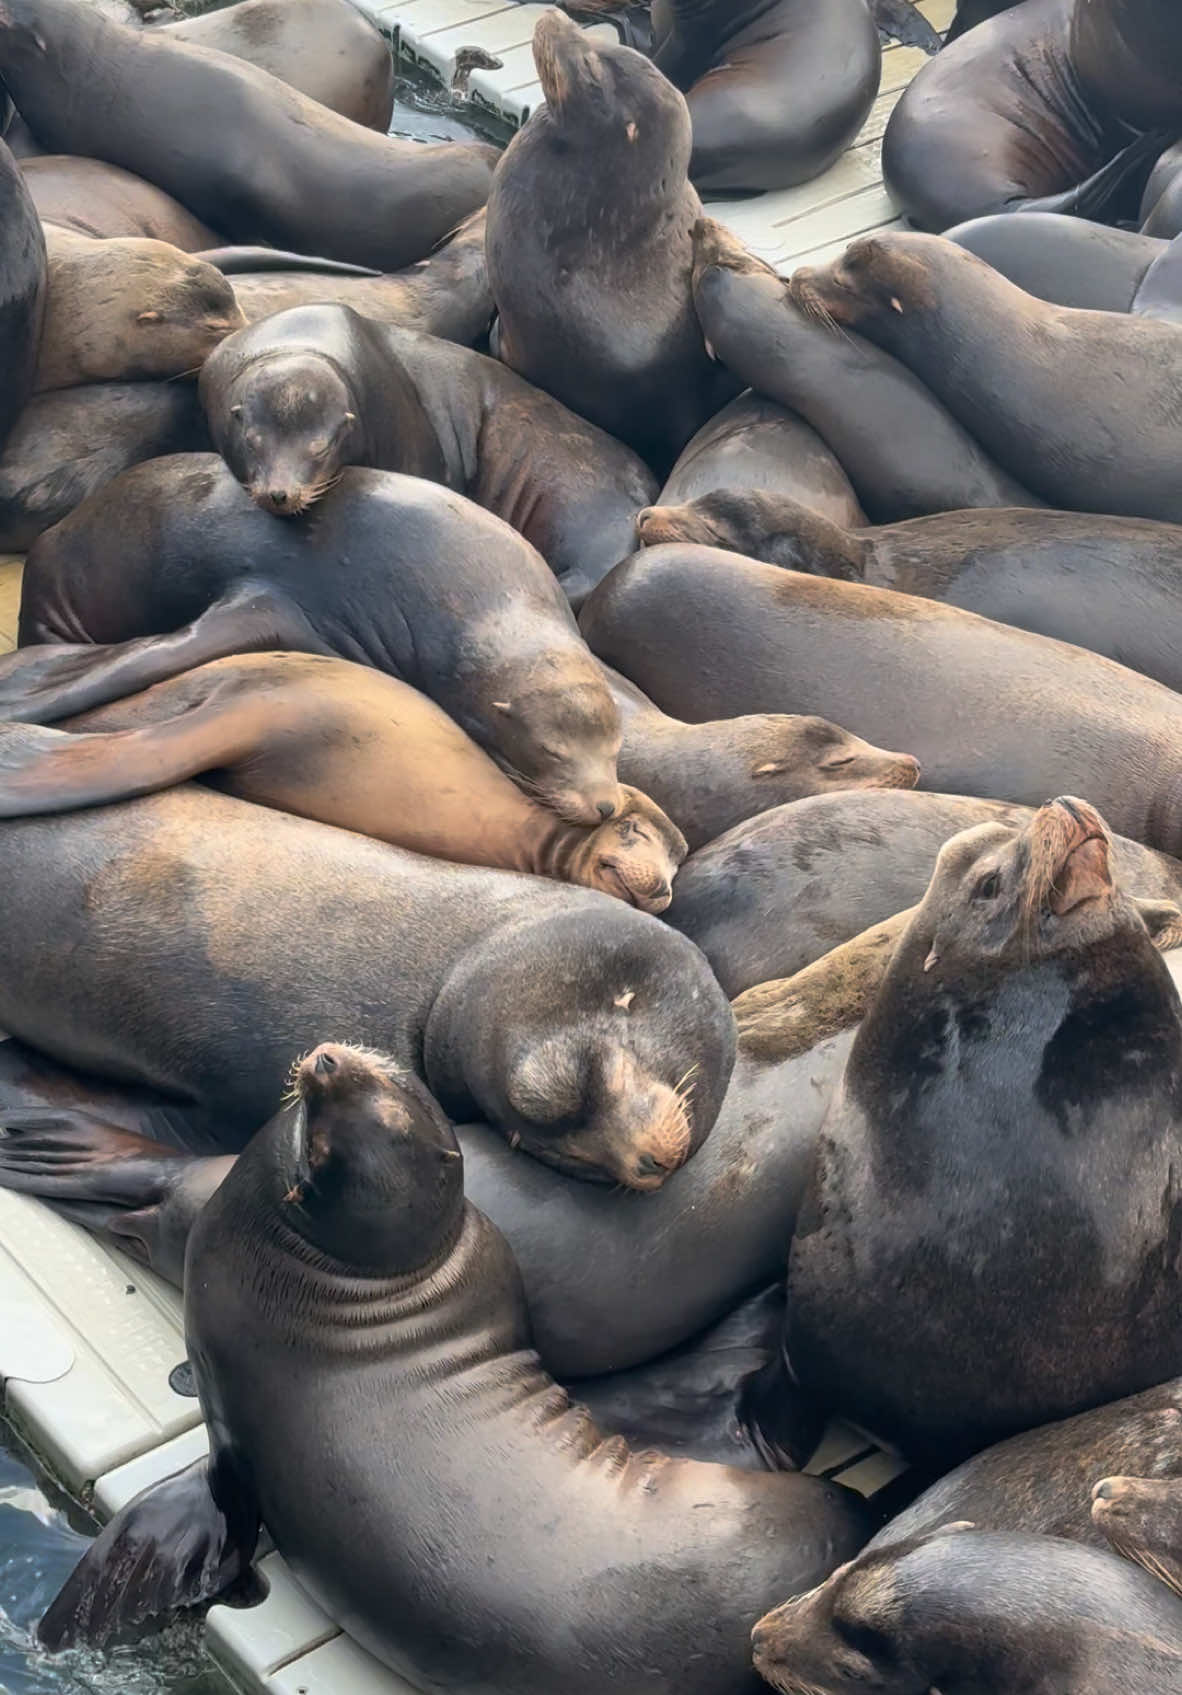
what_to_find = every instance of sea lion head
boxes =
[1092,1472,1182,1598]
[788,230,945,334]
[637,491,865,582]
[281,1041,463,1273]
[487,662,624,826]
[210,350,362,517]
[531,9,691,173]
[574,785,688,913]
[424,906,735,1190]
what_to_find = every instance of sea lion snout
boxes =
[1032,794,1113,916]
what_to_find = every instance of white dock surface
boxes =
[0,4,955,1691]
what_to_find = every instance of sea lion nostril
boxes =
[597,799,615,820]
[314,1050,337,1076]
[635,1152,669,1177]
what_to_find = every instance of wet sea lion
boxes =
[0,0,497,272]
[0,655,685,909]
[634,496,1182,692]
[580,545,1182,856]
[948,210,1167,312]
[882,0,1175,232]
[7,459,623,824]
[789,231,1182,524]
[781,798,1182,1465]
[0,784,733,1182]
[690,219,1039,522]
[0,137,46,451]
[608,667,921,852]
[36,230,243,392]
[0,381,209,551]
[751,1527,1182,1695]
[667,788,1182,995]
[198,304,656,603]
[1093,1473,1182,1593]
[38,1043,871,1687]
[650,0,881,193]
[487,12,736,475]
[20,155,221,247]
[656,392,866,529]
[156,0,395,131]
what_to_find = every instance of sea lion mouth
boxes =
[598,860,672,913]
[1028,796,1114,919]
[877,754,922,790]
[787,266,856,330]
[249,483,317,518]
[635,505,700,547]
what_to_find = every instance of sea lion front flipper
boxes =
[39,1455,260,1650]
[192,246,384,277]
[1018,129,1174,223]
[869,0,943,53]
[0,579,332,724]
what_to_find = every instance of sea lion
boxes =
[198,304,656,603]
[656,392,866,529]
[20,155,221,247]
[1069,0,1182,135]
[650,0,881,193]
[608,667,921,852]
[789,231,1182,524]
[0,655,685,909]
[1142,139,1182,236]
[865,1380,1182,1553]
[486,12,736,475]
[37,1042,871,1688]
[0,784,734,1182]
[579,545,1182,856]
[0,381,209,551]
[883,0,1175,232]
[0,0,497,272]
[751,1527,1182,1695]
[35,230,243,392]
[781,798,1182,1465]
[7,459,623,824]
[667,788,1182,995]
[155,0,395,131]
[690,218,1040,522]
[0,136,46,451]
[1093,1473,1182,1594]
[634,496,1182,691]
[948,210,1167,311]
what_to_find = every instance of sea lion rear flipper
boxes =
[869,0,943,53]
[39,1455,260,1650]
[1018,129,1174,223]
[0,580,331,724]
[193,246,384,277]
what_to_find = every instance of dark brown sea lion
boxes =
[0,785,734,1181]
[883,0,1175,232]
[0,136,46,451]
[7,460,624,824]
[156,0,395,131]
[789,231,1182,524]
[1070,0,1182,135]
[752,1527,1182,1695]
[0,655,686,909]
[781,798,1182,1466]
[36,230,243,391]
[655,392,866,529]
[608,666,921,852]
[635,496,1182,691]
[580,545,1182,855]
[948,210,1166,311]
[198,304,656,603]
[20,155,221,247]
[667,787,1182,994]
[0,381,209,550]
[650,0,881,193]
[1093,1473,1182,1594]
[37,1042,870,1687]
[486,12,736,476]
[690,218,1040,522]
[0,0,497,271]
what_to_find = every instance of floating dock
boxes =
[0,4,956,1690]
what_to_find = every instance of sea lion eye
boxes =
[820,754,855,770]
[974,871,1002,901]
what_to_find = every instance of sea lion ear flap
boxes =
[1134,897,1182,953]
[38,1456,260,1651]
[927,1520,975,1538]
[229,403,243,420]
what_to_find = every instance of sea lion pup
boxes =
[0,136,46,451]
[486,12,737,475]
[667,788,1182,995]
[690,218,1040,522]
[20,155,222,247]
[751,1527,1182,1695]
[198,303,656,604]
[607,666,921,852]
[0,655,685,909]
[778,798,1182,1467]
[579,545,1182,856]
[1094,1474,1182,1594]
[5,460,624,826]
[35,230,244,392]
[37,1043,871,1686]
[789,231,1182,525]
[634,495,1182,692]
[649,0,881,193]
[0,0,497,273]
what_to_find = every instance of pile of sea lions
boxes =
[3,0,1182,1690]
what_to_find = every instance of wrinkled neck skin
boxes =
[765,506,868,579]
[522,811,608,886]
[654,0,772,80]
[372,324,476,491]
